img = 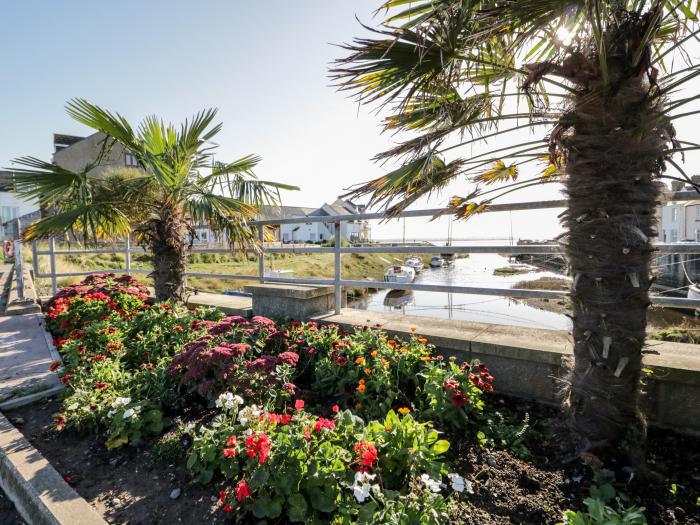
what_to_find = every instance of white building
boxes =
[271,199,371,244]
[0,171,41,240]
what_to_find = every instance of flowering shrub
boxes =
[166,315,298,406]
[46,273,149,338]
[291,322,493,432]
[187,399,457,523]
[44,275,505,523]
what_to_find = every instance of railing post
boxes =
[125,236,131,275]
[258,226,265,283]
[31,240,38,278]
[14,239,24,301]
[49,237,57,296]
[334,221,341,315]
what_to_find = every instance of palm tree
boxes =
[10,99,298,301]
[332,2,700,454]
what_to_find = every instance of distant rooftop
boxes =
[53,133,85,153]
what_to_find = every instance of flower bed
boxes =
[40,275,699,524]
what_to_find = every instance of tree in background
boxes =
[11,99,297,301]
[332,1,700,460]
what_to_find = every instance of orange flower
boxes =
[398,407,411,415]
[355,403,363,410]
[387,339,396,345]
[385,424,393,431]
[370,350,378,358]
[418,337,428,344]
[381,358,390,367]
[420,356,432,362]
[436,354,444,361]
[357,383,366,393]
[364,368,373,376]
[410,326,417,333]
[358,379,366,385]
[355,357,365,365]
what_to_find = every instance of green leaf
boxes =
[250,468,269,490]
[287,494,308,522]
[431,439,450,455]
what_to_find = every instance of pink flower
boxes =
[331,405,340,413]
[294,399,305,411]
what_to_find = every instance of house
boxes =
[53,132,136,176]
[659,178,700,242]
[259,199,371,244]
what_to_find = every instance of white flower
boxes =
[123,408,135,419]
[215,392,244,410]
[237,404,261,426]
[112,397,131,408]
[447,473,472,494]
[420,474,443,493]
[352,471,378,503]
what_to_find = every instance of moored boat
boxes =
[384,265,416,283]
[404,256,424,273]
[429,256,444,268]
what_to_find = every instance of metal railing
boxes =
[29,190,700,314]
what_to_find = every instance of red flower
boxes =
[280,414,292,425]
[223,448,237,457]
[63,475,73,483]
[303,427,311,441]
[354,440,378,467]
[294,399,305,411]
[219,490,227,503]
[222,504,232,513]
[91,354,106,362]
[94,382,109,390]
[245,433,271,464]
[226,435,237,447]
[450,390,468,407]
[313,417,335,433]
[331,405,340,413]
[234,481,250,502]
[174,325,184,331]
[60,373,73,384]
[48,359,62,372]
[59,321,71,329]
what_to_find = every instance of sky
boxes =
[1,1,698,241]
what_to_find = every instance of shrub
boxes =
[188,398,457,523]
[166,315,297,406]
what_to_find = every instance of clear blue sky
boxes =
[1,1,698,240]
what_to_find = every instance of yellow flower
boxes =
[398,407,411,415]
[370,350,378,358]
[410,326,417,333]
[355,357,365,365]
[400,347,408,353]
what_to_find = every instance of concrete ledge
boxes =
[315,309,700,434]
[186,291,253,318]
[245,284,346,320]
[244,283,336,299]
[0,412,107,525]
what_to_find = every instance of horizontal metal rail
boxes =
[30,190,700,310]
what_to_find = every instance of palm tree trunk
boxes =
[147,202,191,302]
[560,64,667,449]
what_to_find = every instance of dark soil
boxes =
[8,396,700,525]
[0,489,25,525]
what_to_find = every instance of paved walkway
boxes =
[0,313,61,407]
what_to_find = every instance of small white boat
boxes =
[429,256,444,268]
[384,265,415,283]
[687,284,700,313]
[404,256,424,273]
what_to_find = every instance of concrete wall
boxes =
[53,132,130,177]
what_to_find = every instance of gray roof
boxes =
[258,205,315,221]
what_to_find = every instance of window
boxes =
[1,207,18,223]
[124,153,139,167]
[662,230,667,242]
[671,229,679,242]
[672,207,679,222]
[282,233,289,242]
[310,233,317,241]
